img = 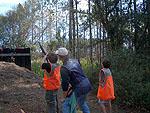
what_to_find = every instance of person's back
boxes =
[40,52,60,113]
[56,47,91,113]
[62,58,92,96]
[43,62,60,90]
[97,59,115,113]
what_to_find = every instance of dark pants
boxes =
[45,90,59,113]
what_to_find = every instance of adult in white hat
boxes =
[56,47,92,113]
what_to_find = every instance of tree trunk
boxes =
[88,0,93,65]
[99,23,102,63]
[129,0,133,50]
[84,26,86,57]
[103,28,105,59]
[72,0,76,58]
[41,0,44,45]
[69,0,73,52]
[56,0,58,40]
[49,16,52,40]
[31,5,34,43]
[76,0,80,61]
[96,21,99,63]
[134,0,138,52]
[146,0,150,54]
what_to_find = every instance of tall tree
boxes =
[92,0,120,50]
[146,0,150,54]
[69,0,73,52]
[72,0,76,58]
[133,0,138,52]
[76,0,80,61]
[88,0,93,65]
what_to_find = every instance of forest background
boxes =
[0,0,150,112]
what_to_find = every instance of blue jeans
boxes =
[62,92,90,113]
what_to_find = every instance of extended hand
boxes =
[61,98,65,103]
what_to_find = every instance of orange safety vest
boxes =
[97,69,115,100]
[43,63,60,90]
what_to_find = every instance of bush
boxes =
[106,49,150,111]
[31,53,150,111]
[81,58,101,93]
[31,60,44,78]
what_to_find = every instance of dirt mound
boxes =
[0,62,46,113]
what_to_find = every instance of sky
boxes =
[0,0,26,15]
[0,0,88,16]
[0,0,142,16]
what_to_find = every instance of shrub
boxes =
[106,49,150,111]
[81,58,101,93]
[31,60,44,78]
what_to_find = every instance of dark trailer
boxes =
[0,47,31,70]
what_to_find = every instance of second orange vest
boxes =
[43,63,60,90]
[97,69,115,100]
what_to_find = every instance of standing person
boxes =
[40,52,60,113]
[97,59,115,113]
[55,47,92,113]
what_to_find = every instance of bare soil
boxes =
[0,62,149,113]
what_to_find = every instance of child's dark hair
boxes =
[102,59,111,68]
[47,52,58,63]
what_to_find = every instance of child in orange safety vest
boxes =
[40,52,60,113]
[97,59,115,113]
